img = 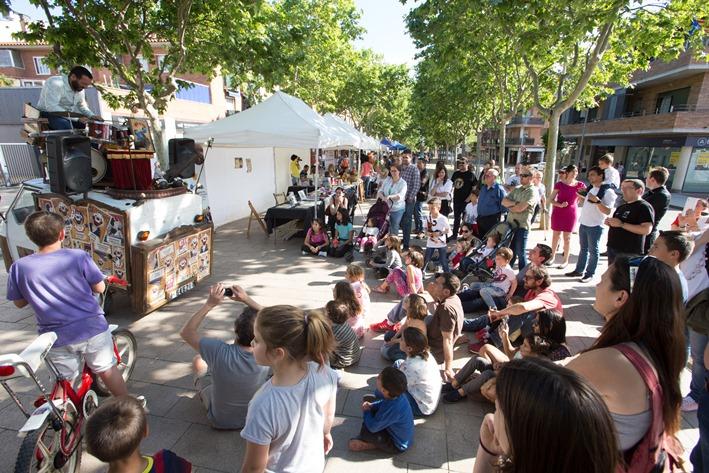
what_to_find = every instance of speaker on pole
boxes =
[46,135,93,194]
[167,138,197,179]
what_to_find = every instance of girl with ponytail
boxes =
[241,305,337,473]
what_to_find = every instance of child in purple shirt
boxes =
[6,211,127,395]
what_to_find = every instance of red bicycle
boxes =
[0,277,137,473]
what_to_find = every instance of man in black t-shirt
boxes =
[451,157,477,238]
[605,179,655,264]
[642,166,671,253]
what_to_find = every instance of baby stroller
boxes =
[357,198,390,253]
[458,221,515,286]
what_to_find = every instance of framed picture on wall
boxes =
[234,157,244,169]
[128,118,154,152]
[246,158,253,173]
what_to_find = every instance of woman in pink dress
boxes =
[550,164,585,269]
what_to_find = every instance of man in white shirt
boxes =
[36,66,102,130]
[565,166,616,282]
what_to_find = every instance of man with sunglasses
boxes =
[605,179,654,264]
[502,166,537,270]
[487,265,563,348]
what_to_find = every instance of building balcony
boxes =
[560,108,709,137]
[505,137,535,145]
[508,116,545,126]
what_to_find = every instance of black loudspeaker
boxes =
[46,135,92,194]
[168,138,197,179]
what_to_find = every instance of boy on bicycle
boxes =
[6,211,127,396]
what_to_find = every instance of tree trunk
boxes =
[497,118,506,181]
[543,109,562,201]
[476,131,483,175]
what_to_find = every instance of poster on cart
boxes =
[35,194,130,283]
[132,224,213,313]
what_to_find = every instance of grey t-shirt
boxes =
[241,361,338,473]
[199,338,270,429]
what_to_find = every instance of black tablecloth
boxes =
[287,185,316,195]
[265,201,324,234]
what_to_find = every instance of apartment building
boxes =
[559,49,709,193]
[0,13,242,143]
[480,109,548,165]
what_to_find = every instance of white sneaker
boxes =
[318,251,327,257]
[301,251,308,256]
[579,275,593,283]
[681,395,698,412]
[556,263,568,270]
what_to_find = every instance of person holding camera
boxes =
[180,284,269,430]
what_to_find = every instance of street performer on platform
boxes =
[36,65,102,130]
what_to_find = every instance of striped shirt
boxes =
[330,322,362,369]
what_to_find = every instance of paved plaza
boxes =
[0,192,700,473]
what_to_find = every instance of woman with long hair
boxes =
[428,167,453,217]
[567,256,685,465]
[473,357,618,473]
[549,164,585,269]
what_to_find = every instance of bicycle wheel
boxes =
[91,328,138,397]
[14,401,82,473]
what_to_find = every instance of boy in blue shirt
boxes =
[348,366,414,453]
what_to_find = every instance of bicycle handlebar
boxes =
[105,276,128,287]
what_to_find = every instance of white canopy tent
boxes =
[324,113,380,150]
[185,91,360,227]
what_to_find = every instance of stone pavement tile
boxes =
[193,468,230,473]
[141,414,193,453]
[330,415,365,454]
[396,425,448,469]
[325,455,409,472]
[407,463,449,472]
[413,408,445,431]
[171,423,245,471]
[0,427,24,473]
[164,394,211,426]
[130,357,195,390]
[358,347,391,371]
[445,413,481,472]
[0,392,40,430]
[335,384,348,415]
[337,365,378,390]
[0,306,33,324]
[439,396,493,421]
[128,380,191,417]
[682,410,698,429]
[341,387,370,418]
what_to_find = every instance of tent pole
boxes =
[314,147,320,219]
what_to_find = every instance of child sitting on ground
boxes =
[381,294,429,361]
[449,239,473,271]
[334,280,366,338]
[374,250,424,297]
[326,301,362,369]
[348,366,414,454]
[86,395,192,472]
[356,218,380,253]
[394,327,441,416]
[302,219,329,256]
[346,264,371,326]
[368,235,403,279]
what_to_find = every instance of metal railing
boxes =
[508,116,545,126]
[0,143,42,186]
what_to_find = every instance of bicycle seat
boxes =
[0,332,57,381]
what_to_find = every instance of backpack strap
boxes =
[613,344,665,448]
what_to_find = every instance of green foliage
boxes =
[0,73,14,86]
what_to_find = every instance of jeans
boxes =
[40,111,86,131]
[452,200,466,238]
[424,247,449,273]
[574,224,604,277]
[691,368,709,472]
[389,208,405,237]
[462,315,490,332]
[510,227,529,271]
[401,201,416,248]
[362,176,372,197]
[691,329,708,402]
[606,248,641,266]
[458,282,507,309]
[459,289,508,314]
[381,341,406,362]
[413,201,424,234]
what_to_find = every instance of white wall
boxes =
[274,147,310,193]
[202,146,277,227]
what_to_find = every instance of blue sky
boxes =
[353,0,418,68]
[10,0,418,68]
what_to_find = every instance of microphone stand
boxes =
[193,138,213,194]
